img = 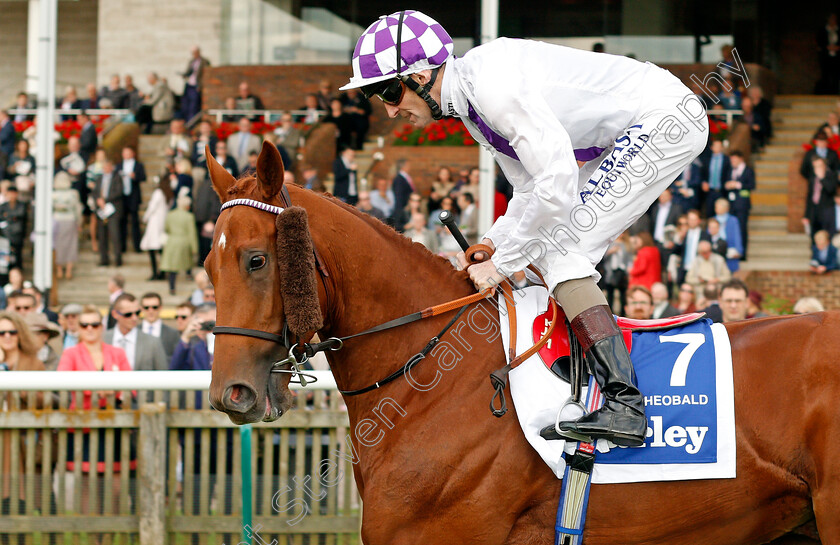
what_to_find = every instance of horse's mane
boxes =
[227,176,470,286]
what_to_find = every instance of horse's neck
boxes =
[310,201,473,407]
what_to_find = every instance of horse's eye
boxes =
[249,255,266,270]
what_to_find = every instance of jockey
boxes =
[341,10,708,447]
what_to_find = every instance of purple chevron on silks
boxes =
[466,103,606,164]
[467,102,520,160]
[573,146,606,162]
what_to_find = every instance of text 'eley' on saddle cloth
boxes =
[498,286,736,484]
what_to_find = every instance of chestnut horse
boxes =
[205,142,835,545]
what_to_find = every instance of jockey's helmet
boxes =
[340,10,454,120]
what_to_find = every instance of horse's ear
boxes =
[256,140,286,201]
[206,145,236,202]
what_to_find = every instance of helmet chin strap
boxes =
[393,11,444,121]
[400,67,444,120]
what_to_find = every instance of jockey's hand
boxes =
[468,260,505,294]
[455,238,496,270]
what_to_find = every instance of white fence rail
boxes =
[0,370,338,391]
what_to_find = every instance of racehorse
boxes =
[204,141,834,545]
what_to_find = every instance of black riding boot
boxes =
[550,305,647,446]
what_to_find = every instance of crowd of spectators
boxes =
[0,44,833,369]
[797,105,840,275]
[0,61,378,298]
[0,268,221,524]
[591,124,765,321]
[3,43,840,534]
[330,158,497,266]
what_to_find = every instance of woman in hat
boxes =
[24,312,62,371]
[160,194,198,295]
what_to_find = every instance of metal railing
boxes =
[0,370,359,545]
[206,109,327,125]
[708,109,743,127]
[8,108,133,118]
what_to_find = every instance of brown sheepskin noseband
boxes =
[275,206,323,336]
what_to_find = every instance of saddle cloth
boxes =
[498,286,736,484]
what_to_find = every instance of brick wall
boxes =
[788,150,807,233]
[202,65,396,138]
[202,62,777,144]
[203,65,350,110]
[743,270,840,311]
[204,62,772,196]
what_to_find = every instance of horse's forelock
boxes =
[226,175,257,198]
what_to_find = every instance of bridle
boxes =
[211,189,492,394]
[210,188,332,387]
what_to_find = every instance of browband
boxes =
[220,198,285,215]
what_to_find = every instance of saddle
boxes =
[465,243,705,416]
[534,308,707,387]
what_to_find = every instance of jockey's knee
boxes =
[552,277,609,320]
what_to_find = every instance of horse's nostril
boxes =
[230,385,243,403]
[222,383,257,413]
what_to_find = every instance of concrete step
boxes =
[754,158,790,169]
[56,245,201,307]
[785,102,839,111]
[750,204,789,216]
[747,215,787,230]
[743,245,810,259]
[740,258,810,271]
[775,95,839,105]
[754,185,788,195]
[771,128,817,140]
[772,119,822,130]
[754,173,788,182]
[138,135,167,159]
[751,193,788,206]
[770,134,815,145]
[747,229,788,239]
[747,231,809,242]
[759,144,801,155]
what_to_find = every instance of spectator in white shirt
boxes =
[679,209,704,284]
[140,292,180,362]
[105,293,167,371]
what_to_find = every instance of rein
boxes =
[211,193,493,393]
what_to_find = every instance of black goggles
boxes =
[361,79,406,106]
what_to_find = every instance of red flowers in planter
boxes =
[213,120,305,140]
[393,118,477,147]
[708,117,729,141]
[14,119,105,143]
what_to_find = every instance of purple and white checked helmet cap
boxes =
[340,10,454,90]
